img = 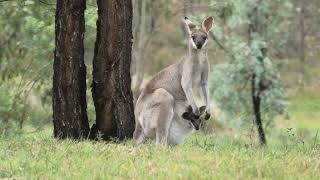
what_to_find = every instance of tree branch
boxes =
[209,31,236,60]
[0,0,15,2]
[38,0,54,6]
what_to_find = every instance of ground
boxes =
[1,90,319,179]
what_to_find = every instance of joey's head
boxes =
[182,105,208,130]
[183,16,214,50]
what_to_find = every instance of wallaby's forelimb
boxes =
[181,59,199,115]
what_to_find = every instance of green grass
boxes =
[1,90,319,179]
[1,129,319,179]
[289,89,320,130]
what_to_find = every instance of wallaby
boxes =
[133,16,214,145]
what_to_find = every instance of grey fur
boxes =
[133,17,214,145]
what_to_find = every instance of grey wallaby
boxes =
[133,16,214,145]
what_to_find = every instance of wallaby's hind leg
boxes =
[156,123,172,145]
[152,89,174,145]
[133,122,145,144]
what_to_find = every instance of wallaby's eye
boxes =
[203,36,207,40]
[191,35,196,40]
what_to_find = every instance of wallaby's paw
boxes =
[205,112,211,120]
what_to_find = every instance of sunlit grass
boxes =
[1,90,319,179]
[289,89,320,130]
[1,128,319,179]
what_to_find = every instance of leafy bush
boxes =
[0,79,52,137]
[207,0,289,130]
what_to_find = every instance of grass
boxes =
[289,89,320,130]
[1,129,320,179]
[0,90,319,179]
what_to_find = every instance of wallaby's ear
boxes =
[187,105,193,113]
[199,106,206,114]
[202,16,214,32]
[183,17,196,34]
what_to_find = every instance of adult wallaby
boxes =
[133,16,214,145]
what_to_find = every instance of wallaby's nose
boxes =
[196,43,203,49]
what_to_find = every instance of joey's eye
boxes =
[203,36,207,40]
[191,35,196,40]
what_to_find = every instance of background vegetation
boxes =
[0,0,319,178]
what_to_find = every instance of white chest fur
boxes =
[191,52,207,88]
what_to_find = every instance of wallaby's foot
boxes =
[133,122,146,144]
[155,127,169,145]
[135,134,145,145]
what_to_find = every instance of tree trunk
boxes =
[251,74,266,145]
[53,0,89,139]
[298,2,306,86]
[248,5,267,145]
[133,0,146,103]
[92,0,135,139]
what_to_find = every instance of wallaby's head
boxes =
[183,16,214,50]
[182,105,209,130]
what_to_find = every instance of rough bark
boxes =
[92,0,135,139]
[53,0,89,139]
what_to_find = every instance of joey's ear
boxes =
[187,105,193,113]
[183,17,196,34]
[202,16,214,32]
[199,106,206,114]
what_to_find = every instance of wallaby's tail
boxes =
[133,88,142,106]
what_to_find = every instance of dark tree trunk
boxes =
[248,5,267,145]
[251,74,266,145]
[91,0,135,139]
[53,0,89,139]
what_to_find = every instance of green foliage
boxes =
[0,82,24,135]
[0,1,99,134]
[0,1,54,80]
[0,78,52,136]
[0,1,55,134]
[208,0,290,127]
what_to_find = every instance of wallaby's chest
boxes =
[191,59,206,87]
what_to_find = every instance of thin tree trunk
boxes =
[251,74,266,145]
[298,2,306,86]
[133,0,147,101]
[248,5,267,145]
[53,0,89,139]
[131,0,140,78]
[92,0,135,139]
